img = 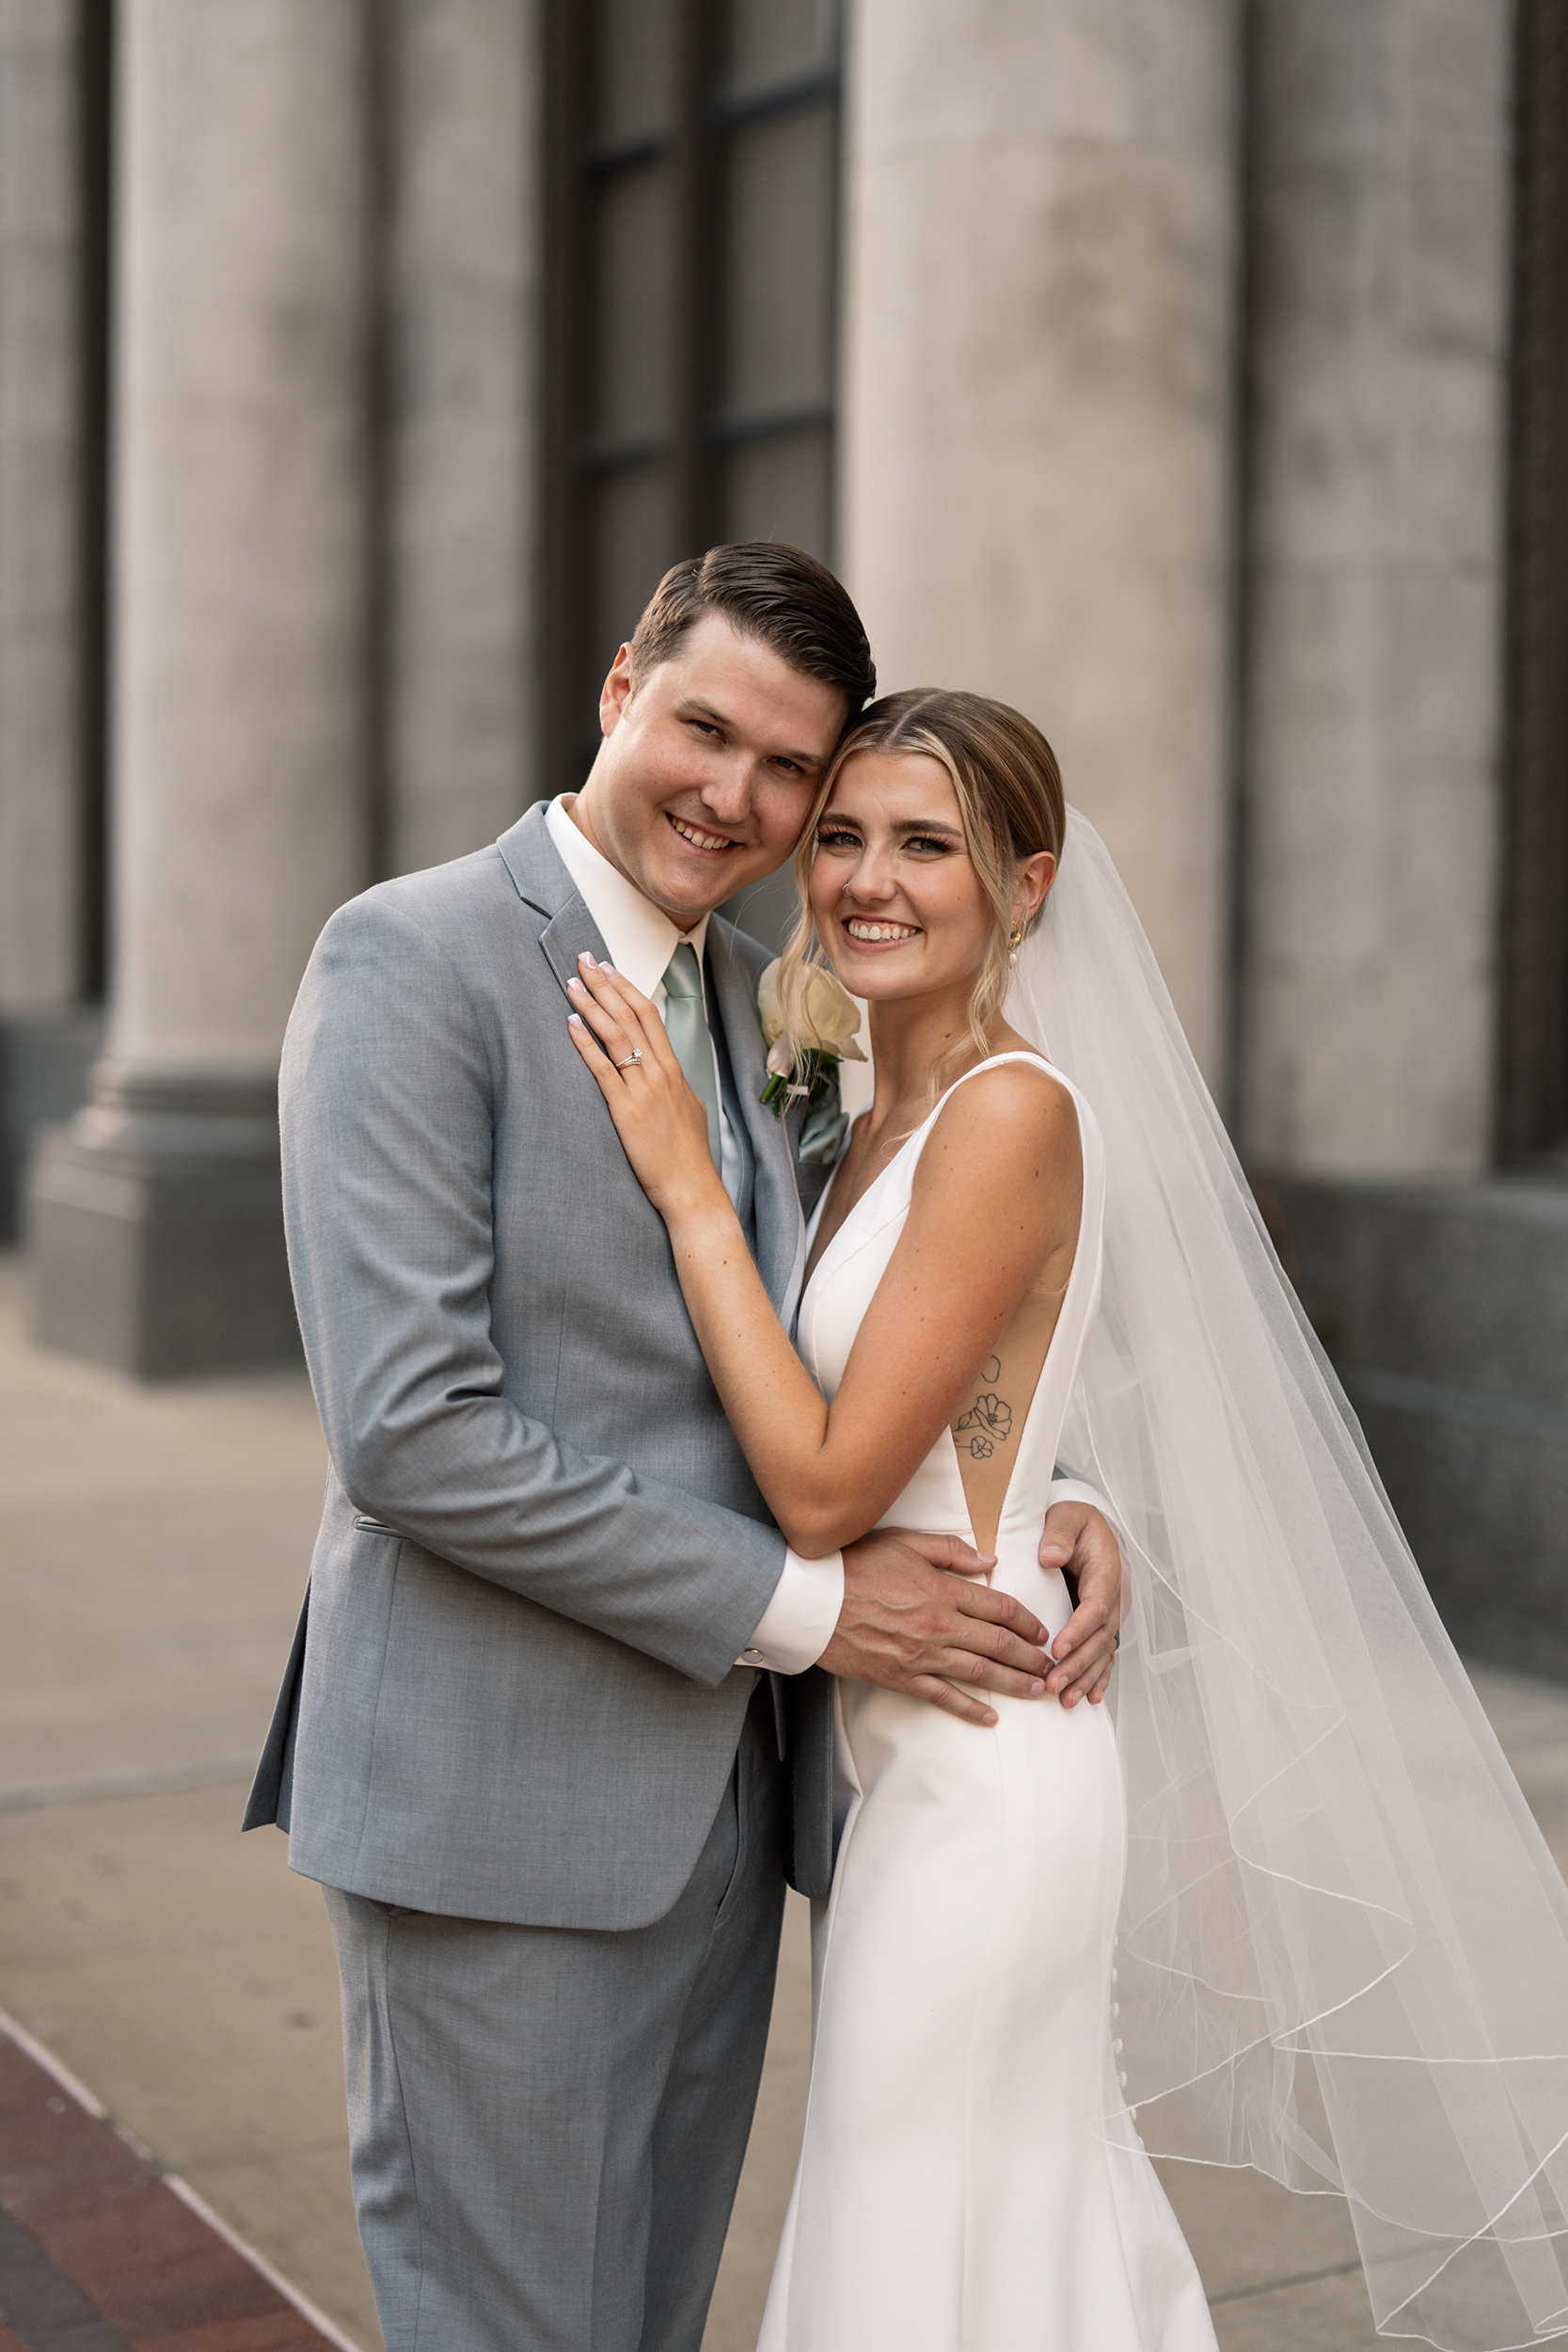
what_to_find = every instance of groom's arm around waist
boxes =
[281,886,786,1691]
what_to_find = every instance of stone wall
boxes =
[1273,1172,1568,1676]
[1242,0,1513,1177]
[0,0,100,1232]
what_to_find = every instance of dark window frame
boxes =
[540,0,843,800]
[1497,0,1568,1164]
[75,0,114,1003]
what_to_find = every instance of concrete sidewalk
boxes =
[3,1250,1566,2350]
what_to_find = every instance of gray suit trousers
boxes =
[323,1687,787,2352]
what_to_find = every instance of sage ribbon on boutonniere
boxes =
[756,959,866,1164]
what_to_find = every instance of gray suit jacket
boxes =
[244,805,837,1926]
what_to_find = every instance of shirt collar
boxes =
[544,794,710,1001]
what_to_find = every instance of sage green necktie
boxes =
[661,940,722,1175]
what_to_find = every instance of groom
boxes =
[245,544,1122,2352]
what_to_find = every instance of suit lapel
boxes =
[497,810,806,1313]
[494,806,616,994]
[538,897,612,1000]
[705,920,806,1313]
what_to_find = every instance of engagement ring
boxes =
[615,1050,642,1069]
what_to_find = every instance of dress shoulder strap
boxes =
[939,1048,1057,1094]
[920,1050,1074,1133]
[912,1047,1100,1188]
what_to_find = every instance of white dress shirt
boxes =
[545,794,844,1674]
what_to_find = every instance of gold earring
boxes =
[1007,923,1024,967]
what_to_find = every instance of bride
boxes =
[569,689,1568,2351]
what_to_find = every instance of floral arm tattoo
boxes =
[954,1356,1013,1459]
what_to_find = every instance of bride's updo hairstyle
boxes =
[776,689,1067,1084]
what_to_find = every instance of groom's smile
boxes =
[572,611,848,929]
[666,810,739,857]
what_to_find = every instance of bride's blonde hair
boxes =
[776,689,1067,1090]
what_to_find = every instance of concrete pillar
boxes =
[841,0,1241,1086]
[385,0,541,876]
[0,1,103,1232]
[29,1,377,1375]
[1242,0,1512,1177]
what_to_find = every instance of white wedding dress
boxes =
[758,1053,1216,2352]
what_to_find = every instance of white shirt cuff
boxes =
[1049,1473,1106,1516]
[736,1546,845,1674]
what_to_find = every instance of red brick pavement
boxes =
[0,2018,358,2351]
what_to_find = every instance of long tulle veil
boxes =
[1008,809,1568,2349]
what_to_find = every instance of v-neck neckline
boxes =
[800,1050,1055,1311]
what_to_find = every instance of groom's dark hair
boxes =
[628,543,876,720]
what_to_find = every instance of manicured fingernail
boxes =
[578,951,596,965]
[568,1013,583,1029]
[1030,1679,1045,1696]
[567,976,585,993]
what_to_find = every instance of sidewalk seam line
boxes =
[165,2173,368,2352]
[0,1756,256,1813]
[1208,2256,1365,2306]
[0,2006,367,2352]
[0,2003,109,2118]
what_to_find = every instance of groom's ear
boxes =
[599,644,636,736]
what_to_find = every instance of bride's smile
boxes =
[808,751,995,1000]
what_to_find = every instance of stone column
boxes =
[1238,6,1553,1674]
[0,0,103,1232]
[840,0,1241,1086]
[1241,0,1512,1177]
[30,0,377,1375]
[384,0,541,877]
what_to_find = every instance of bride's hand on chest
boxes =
[565,957,729,1223]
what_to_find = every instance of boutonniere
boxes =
[756,957,866,1127]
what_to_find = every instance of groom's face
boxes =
[575,613,847,929]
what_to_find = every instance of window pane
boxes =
[722,103,836,424]
[722,0,837,100]
[595,0,681,146]
[722,427,832,560]
[592,461,682,679]
[591,162,679,448]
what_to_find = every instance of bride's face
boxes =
[808,751,997,1004]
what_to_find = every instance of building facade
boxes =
[2,0,1564,1664]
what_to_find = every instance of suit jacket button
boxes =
[742,1648,764,1664]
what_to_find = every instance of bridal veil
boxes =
[1007,809,1568,2348]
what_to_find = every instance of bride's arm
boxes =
[567,960,1081,1559]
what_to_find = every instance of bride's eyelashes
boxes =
[815,823,957,860]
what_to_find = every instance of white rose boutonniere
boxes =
[756,958,866,1136]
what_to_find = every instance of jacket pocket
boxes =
[353,1516,404,1539]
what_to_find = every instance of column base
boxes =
[1264,1169,1568,1679]
[0,1008,105,1241]
[26,1065,302,1378]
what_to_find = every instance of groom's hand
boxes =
[1039,1501,1123,1708]
[820,1530,1053,1727]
